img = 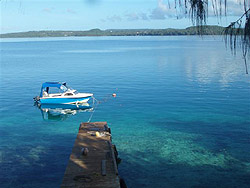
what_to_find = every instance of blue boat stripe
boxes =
[40,96,91,104]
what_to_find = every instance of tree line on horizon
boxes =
[0,25,227,38]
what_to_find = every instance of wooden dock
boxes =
[61,122,121,188]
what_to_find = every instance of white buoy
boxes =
[95,132,100,137]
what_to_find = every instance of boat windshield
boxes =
[60,85,68,92]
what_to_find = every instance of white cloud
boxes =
[222,0,245,16]
[125,12,149,21]
[149,0,246,20]
[158,0,168,12]
[140,13,149,20]
[107,15,122,22]
[125,13,139,21]
[206,0,244,17]
[103,0,246,25]
[150,0,183,20]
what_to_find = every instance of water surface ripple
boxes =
[0,36,250,188]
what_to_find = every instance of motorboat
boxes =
[34,82,93,104]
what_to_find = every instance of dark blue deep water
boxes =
[0,36,250,188]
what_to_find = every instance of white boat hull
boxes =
[39,94,93,104]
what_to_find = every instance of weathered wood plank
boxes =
[61,122,120,188]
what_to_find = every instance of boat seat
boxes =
[43,91,49,97]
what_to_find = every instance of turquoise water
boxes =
[0,36,250,188]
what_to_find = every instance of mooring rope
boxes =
[87,93,116,123]
[87,96,99,123]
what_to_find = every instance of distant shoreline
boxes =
[0,25,226,38]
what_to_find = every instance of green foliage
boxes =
[0,25,226,38]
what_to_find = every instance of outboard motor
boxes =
[33,96,40,103]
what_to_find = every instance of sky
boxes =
[0,0,245,34]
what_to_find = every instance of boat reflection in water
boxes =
[36,103,93,121]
